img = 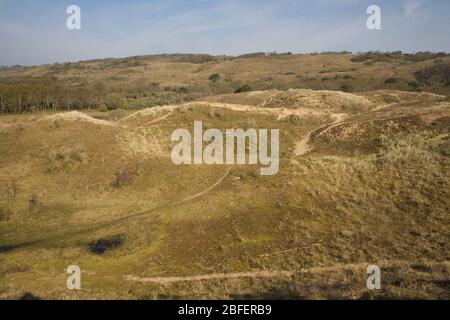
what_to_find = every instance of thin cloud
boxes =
[0,0,449,65]
[404,0,425,23]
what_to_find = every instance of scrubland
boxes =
[0,53,449,299]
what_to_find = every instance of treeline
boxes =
[0,79,104,113]
[0,77,199,114]
[350,51,449,63]
[1,51,449,114]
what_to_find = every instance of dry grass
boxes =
[0,89,448,300]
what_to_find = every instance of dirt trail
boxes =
[125,270,293,285]
[124,260,449,285]
[40,111,115,126]
[295,113,347,156]
[134,110,174,129]
[173,166,233,205]
[294,99,432,157]
[0,165,234,253]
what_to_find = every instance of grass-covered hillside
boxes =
[1,87,449,299]
[1,52,450,114]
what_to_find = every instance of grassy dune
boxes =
[0,81,449,299]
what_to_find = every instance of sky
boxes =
[0,0,449,66]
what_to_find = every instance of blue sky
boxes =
[0,0,449,65]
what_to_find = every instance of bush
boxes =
[107,109,127,121]
[164,85,189,94]
[384,78,399,84]
[70,145,87,164]
[89,235,123,255]
[208,108,224,118]
[351,56,370,63]
[112,163,140,188]
[47,146,87,172]
[105,94,126,110]
[415,63,450,85]
[0,207,13,221]
[340,84,353,92]
[234,84,252,94]
[286,114,302,125]
[208,73,221,82]
[408,81,423,92]
[29,194,39,210]
[6,178,17,200]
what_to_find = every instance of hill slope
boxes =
[1,89,449,299]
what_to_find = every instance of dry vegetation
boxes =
[0,53,449,300]
[1,52,450,114]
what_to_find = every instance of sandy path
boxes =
[124,260,449,285]
[0,166,234,253]
[173,166,234,205]
[134,110,174,129]
[295,113,347,156]
[124,270,293,285]
[294,99,432,157]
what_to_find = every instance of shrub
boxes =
[208,108,224,118]
[408,81,423,92]
[70,145,87,164]
[19,292,42,300]
[164,85,189,94]
[384,77,399,84]
[286,114,302,125]
[89,235,123,255]
[112,163,140,188]
[208,73,221,82]
[0,207,13,221]
[105,94,126,110]
[351,56,370,63]
[234,84,252,94]
[98,104,108,112]
[107,109,127,121]
[29,194,39,210]
[340,84,353,92]
[6,178,17,200]
[415,63,450,85]
[47,146,88,172]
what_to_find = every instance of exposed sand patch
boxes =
[124,270,293,285]
[202,89,375,114]
[124,260,449,285]
[361,90,446,104]
[40,111,115,126]
[118,126,168,158]
[120,105,181,122]
[261,89,375,113]
[295,113,347,156]
[121,101,320,125]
